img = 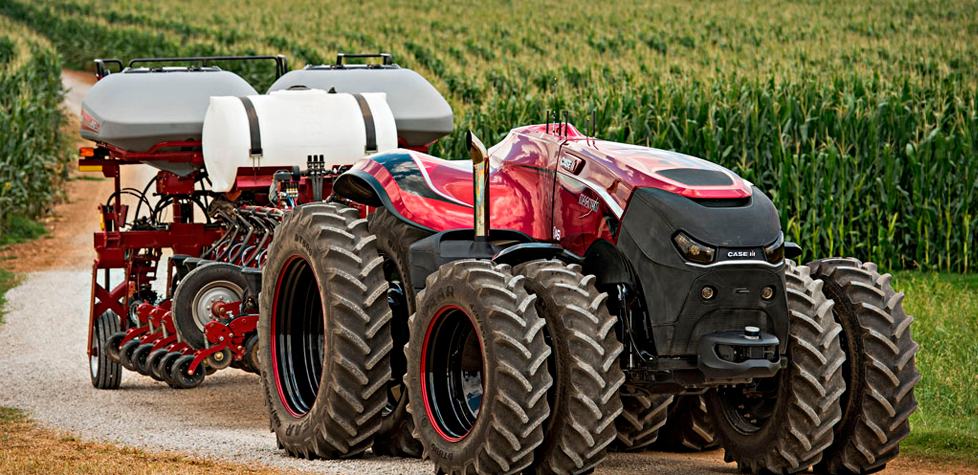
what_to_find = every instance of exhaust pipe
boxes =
[467,130,490,241]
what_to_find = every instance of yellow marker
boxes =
[79,165,103,173]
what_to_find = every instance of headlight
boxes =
[764,232,784,264]
[674,232,716,264]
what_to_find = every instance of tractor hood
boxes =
[554,133,755,222]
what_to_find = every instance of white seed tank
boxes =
[202,89,397,192]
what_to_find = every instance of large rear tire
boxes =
[368,209,430,458]
[173,262,249,350]
[707,260,845,474]
[612,393,673,451]
[259,203,391,459]
[514,259,624,475]
[405,260,552,475]
[90,311,122,390]
[809,258,920,474]
[653,395,719,452]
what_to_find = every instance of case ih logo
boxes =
[727,250,756,258]
[578,193,599,212]
[81,109,101,133]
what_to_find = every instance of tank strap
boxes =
[351,94,377,154]
[238,97,263,161]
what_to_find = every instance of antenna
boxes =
[545,109,550,134]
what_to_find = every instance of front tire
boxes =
[653,395,718,452]
[514,259,624,475]
[368,209,431,457]
[707,260,846,474]
[809,258,920,474]
[259,203,391,459]
[405,260,552,475]
[613,393,673,451]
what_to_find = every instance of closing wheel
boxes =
[707,260,845,474]
[173,262,249,350]
[405,260,552,475]
[90,311,122,390]
[809,258,920,474]
[147,348,169,381]
[170,354,205,389]
[258,203,392,459]
[513,259,625,475]
[653,395,719,452]
[368,209,431,457]
[159,351,184,388]
[104,331,126,364]
[131,343,156,376]
[118,339,141,372]
[242,334,260,374]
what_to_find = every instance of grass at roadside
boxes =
[893,272,978,466]
[0,406,287,475]
[0,215,47,247]
[0,267,18,323]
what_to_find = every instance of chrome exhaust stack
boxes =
[467,130,490,241]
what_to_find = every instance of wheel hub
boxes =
[421,306,485,442]
[192,280,242,330]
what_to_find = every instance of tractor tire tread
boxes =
[809,258,919,475]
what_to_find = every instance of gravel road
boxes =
[0,72,959,475]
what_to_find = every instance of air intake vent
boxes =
[691,196,751,208]
[658,168,733,187]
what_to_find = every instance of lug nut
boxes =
[701,286,716,300]
[761,286,775,300]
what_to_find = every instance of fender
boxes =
[334,150,474,232]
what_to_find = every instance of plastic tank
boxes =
[268,66,453,147]
[80,69,258,152]
[202,89,397,192]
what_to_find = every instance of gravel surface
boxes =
[0,71,940,475]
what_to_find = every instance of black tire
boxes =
[131,343,156,377]
[368,209,431,458]
[653,395,719,452]
[241,334,260,374]
[405,260,552,475]
[118,339,141,372]
[104,331,126,364]
[173,262,249,350]
[90,311,122,389]
[159,351,183,388]
[259,203,392,459]
[707,260,846,474]
[170,354,205,389]
[513,259,625,475]
[612,393,673,451]
[147,348,169,381]
[809,258,920,474]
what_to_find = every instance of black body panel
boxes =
[615,187,788,357]
[408,229,534,291]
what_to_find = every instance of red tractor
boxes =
[261,121,920,475]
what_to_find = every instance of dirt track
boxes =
[0,71,971,475]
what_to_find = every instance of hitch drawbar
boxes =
[697,326,782,379]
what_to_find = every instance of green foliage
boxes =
[893,272,978,464]
[1,0,976,270]
[0,18,69,239]
[0,215,48,246]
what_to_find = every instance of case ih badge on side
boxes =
[80,52,920,475]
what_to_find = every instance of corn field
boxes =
[0,15,68,237]
[0,0,975,271]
